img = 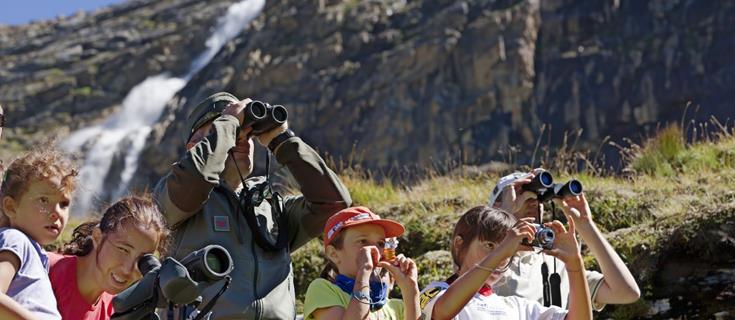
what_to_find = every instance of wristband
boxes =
[351,290,372,304]
[268,129,295,153]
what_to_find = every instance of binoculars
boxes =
[242,100,288,134]
[521,170,583,203]
[522,223,555,250]
[111,245,234,320]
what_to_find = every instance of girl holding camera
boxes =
[420,206,592,320]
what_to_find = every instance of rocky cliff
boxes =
[0,0,238,155]
[2,0,733,181]
[2,0,734,318]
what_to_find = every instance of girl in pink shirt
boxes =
[49,195,168,320]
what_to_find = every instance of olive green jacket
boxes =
[155,114,351,319]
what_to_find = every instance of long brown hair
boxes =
[451,206,516,268]
[62,195,169,256]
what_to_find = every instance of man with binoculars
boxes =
[488,168,640,311]
[154,92,351,319]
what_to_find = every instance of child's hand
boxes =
[542,219,583,269]
[495,217,537,260]
[554,193,593,223]
[378,254,418,294]
[356,246,381,276]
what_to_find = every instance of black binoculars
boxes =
[111,245,234,320]
[521,170,583,203]
[242,100,288,134]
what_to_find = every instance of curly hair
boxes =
[0,148,78,211]
[62,195,170,257]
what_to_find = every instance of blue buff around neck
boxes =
[334,274,388,311]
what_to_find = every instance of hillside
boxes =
[2,0,735,207]
[41,123,735,318]
[288,126,734,318]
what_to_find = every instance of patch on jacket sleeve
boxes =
[213,216,230,232]
[420,287,442,309]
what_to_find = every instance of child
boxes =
[420,206,592,320]
[48,195,169,320]
[304,206,421,320]
[0,149,77,320]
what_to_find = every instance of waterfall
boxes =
[62,0,265,215]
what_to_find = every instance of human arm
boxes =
[556,194,640,305]
[0,251,37,320]
[430,218,536,320]
[258,124,351,250]
[310,247,380,320]
[155,100,252,227]
[378,255,420,320]
[542,220,592,320]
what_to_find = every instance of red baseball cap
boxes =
[323,207,405,246]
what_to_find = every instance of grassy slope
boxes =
[48,125,735,318]
[292,126,735,318]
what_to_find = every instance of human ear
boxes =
[92,226,103,249]
[2,196,18,221]
[453,235,464,250]
[325,245,341,265]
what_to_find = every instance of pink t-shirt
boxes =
[48,252,115,320]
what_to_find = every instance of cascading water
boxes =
[62,0,265,215]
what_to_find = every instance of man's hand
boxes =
[255,121,288,147]
[499,172,536,214]
[222,98,253,125]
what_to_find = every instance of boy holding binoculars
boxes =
[487,168,640,311]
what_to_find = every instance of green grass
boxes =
[49,122,735,318]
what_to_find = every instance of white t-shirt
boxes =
[492,252,605,310]
[420,281,567,320]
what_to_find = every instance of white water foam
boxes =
[62,0,265,215]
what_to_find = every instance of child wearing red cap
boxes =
[303,207,421,320]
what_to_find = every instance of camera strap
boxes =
[189,276,232,320]
[540,203,563,308]
[548,202,563,307]
[541,261,551,307]
[231,150,291,252]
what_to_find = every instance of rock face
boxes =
[0,0,238,157]
[136,0,735,184]
[1,1,734,318]
[2,0,733,176]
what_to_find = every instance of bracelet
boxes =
[351,290,372,304]
[474,263,494,273]
[268,129,295,152]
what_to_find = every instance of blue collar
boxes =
[334,274,388,311]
